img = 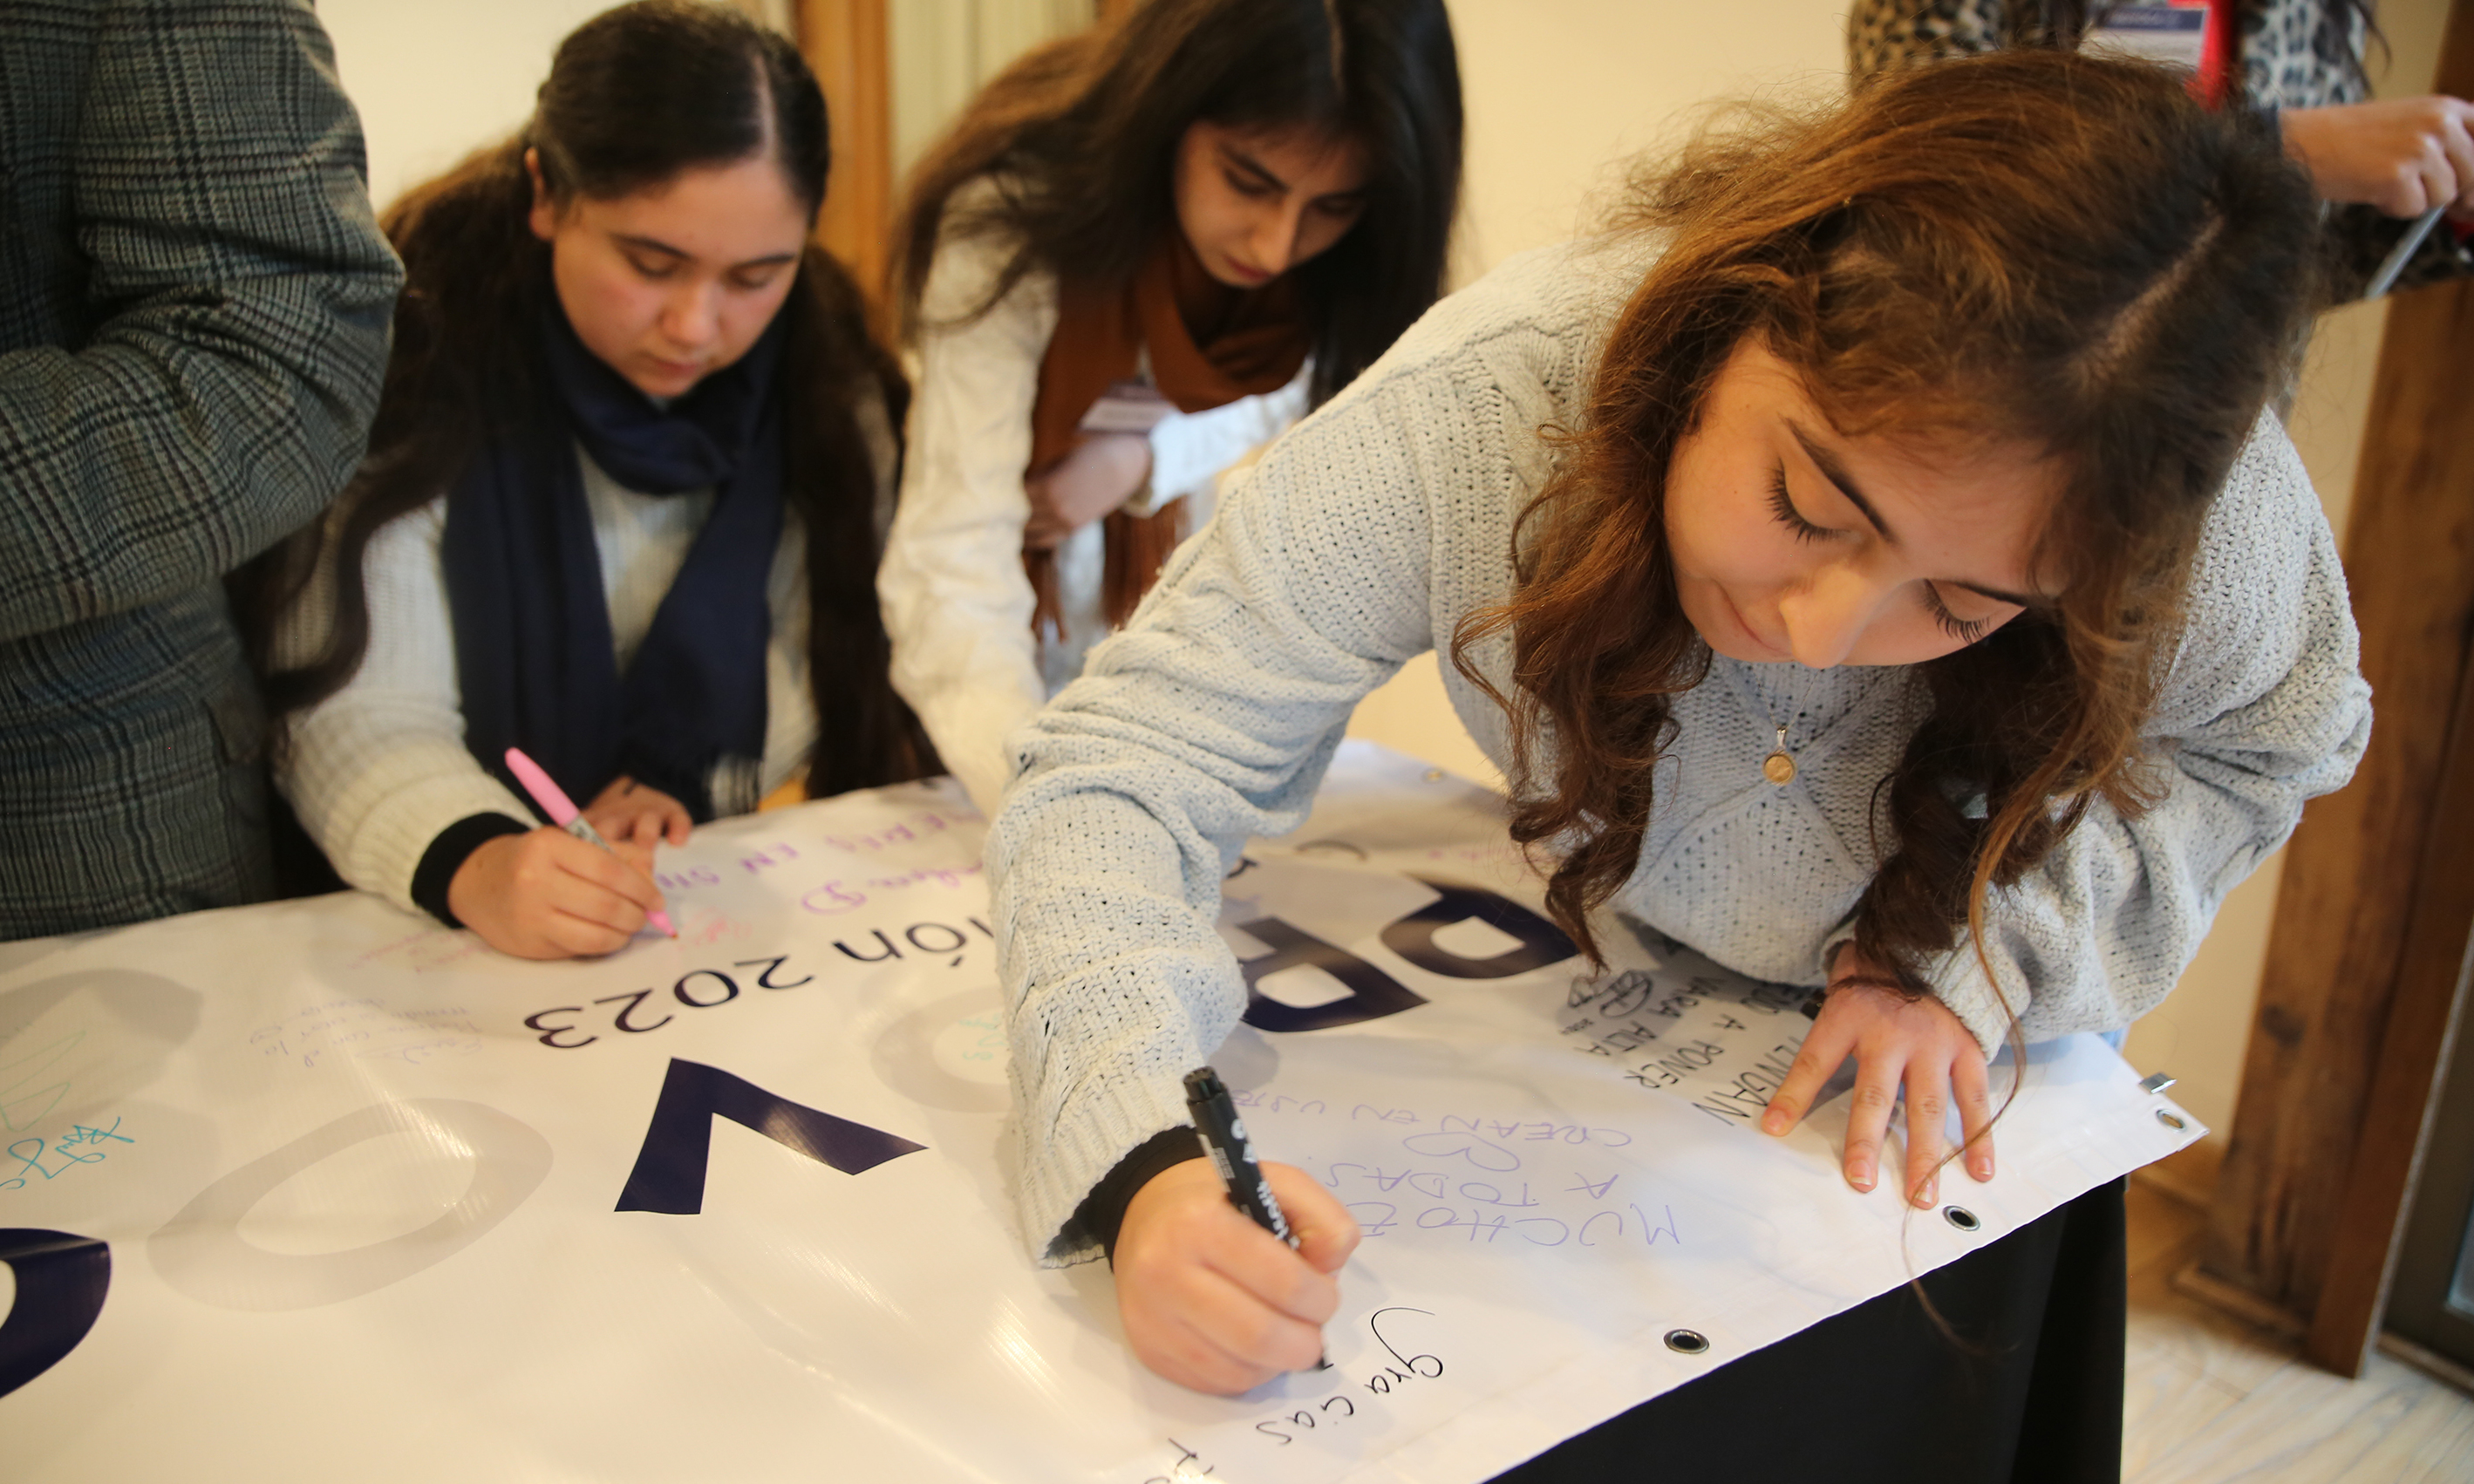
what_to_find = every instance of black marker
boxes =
[1184,1066,1294,1243]
[1183,1065,1330,1370]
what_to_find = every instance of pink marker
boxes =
[503,747,678,938]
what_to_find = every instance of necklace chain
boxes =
[1755,665,1813,786]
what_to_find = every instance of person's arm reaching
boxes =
[992,375,1446,1390]
[877,221,1059,815]
[1131,366,1314,516]
[276,501,671,957]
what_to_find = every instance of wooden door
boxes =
[795,0,895,303]
[2198,0,2474,1379]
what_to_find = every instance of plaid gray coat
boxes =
[0,0,402,938]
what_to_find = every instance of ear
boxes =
[525,148,558,242]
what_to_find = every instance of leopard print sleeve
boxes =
[1850,2,2367,106]
[2234,0,2368,111]
[1846,0,2009,83]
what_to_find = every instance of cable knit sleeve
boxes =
[877,222,1059,816]
[992,400,1438,1261]
[1129,364,1313,517]
[1915,415,2372,1057]
[273,500,534,915]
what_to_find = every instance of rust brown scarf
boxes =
[1025,230,1308,636]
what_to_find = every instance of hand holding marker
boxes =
[504,746,678,939]
[1185,1065,1332,1370]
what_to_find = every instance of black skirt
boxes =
[1491,1177,2127,1484]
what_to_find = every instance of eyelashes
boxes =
[1766,468,1830,543]
[1922,585,1993,644]
[1223,167,1278,200]
[1767,466,1994,647]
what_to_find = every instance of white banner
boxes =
[0,743,2198,1482]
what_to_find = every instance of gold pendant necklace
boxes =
[1762,725,1797,786]
[1755,666,1814,786]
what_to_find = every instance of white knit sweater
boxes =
[276,413,894,917]
[989,237,2373,1261]
[877,208,1312,817]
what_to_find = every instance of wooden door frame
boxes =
[2309,646,2474,1372]
[795,0,894,304]
[2199,0,2474,1378]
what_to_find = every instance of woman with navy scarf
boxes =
[245,1,930,959]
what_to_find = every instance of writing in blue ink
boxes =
[3,1118,134,1190]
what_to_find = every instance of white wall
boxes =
[890,0,1092,184]
[322,0,617,214]
[1445,0,1850,275]
[323,0,799,215]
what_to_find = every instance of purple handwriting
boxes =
[800,862,984,917]
[1228,1088,1634,1151]
[816,810,974,857]
[250,1004,483,1072]
[1346,1198,1679,1251]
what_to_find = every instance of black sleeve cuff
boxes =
[1073,1126,1206,1264]
[411,813,534,927]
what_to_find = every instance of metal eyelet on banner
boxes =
[2137,1071,2178,1094]
[1942,1205,1981,1233]
[2157,1109,2186,1131]
[1663,1329,1710,1355]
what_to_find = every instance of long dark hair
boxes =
[891,0,1463,406]
[237,0,932,800]
[1453,51,2318,1012]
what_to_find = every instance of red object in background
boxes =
[2199,0,2240,107]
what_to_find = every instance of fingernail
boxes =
[1915,1178,1937,1208]
[1973,1154,1994,1181]
[1761,1108,1788,1135]
[1850,1161,1874,1191]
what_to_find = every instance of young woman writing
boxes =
[876,0,1464,813]
[989,50,2369,1475]
[242,1,928,959]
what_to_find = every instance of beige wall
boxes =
[889,0,1092,184]
[322,0,617,214]
[1346,0,2450,1154]
[325,0,1090,221]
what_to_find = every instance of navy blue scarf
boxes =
[444,302,787,821]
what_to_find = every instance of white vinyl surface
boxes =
[0,742,2198,1482]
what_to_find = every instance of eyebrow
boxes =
[1218,145,1287,194]
[1219,143,1366,206]
[1786,420,2051,610]
[1951,578,2047,609]
[611,232,798,270]
[1789,421,1896,544]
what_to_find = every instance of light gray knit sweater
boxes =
[989,237,2372,1263]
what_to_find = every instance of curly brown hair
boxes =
[1453,50,2320,1011]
